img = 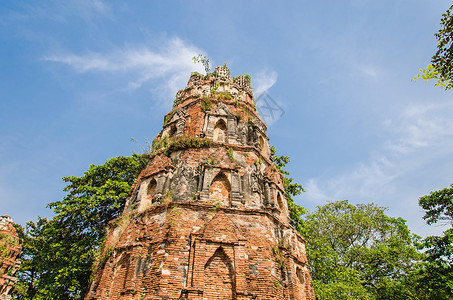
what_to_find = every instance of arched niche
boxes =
[209,172,231,207]
[147,178,157,200]
[169,124,177,137]
[296,266,305,285]
[213,119,227,142]
[204,247,236,299]
[259,135,268,158]
[277,192,284,211]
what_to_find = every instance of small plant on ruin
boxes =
[0,233,18,260]
[201,96,212,112]
[146,136,170,159]
[162,136,212,156]
[219,91,232,100]
[213,199,223,209]
[192,54,210,74]
[227,147,234,162]
[205,71,218,79]
[164,112,174,124]
[131,137,154,158]
[254,159,259,168]
[244,74,252,85]
[203,157,216,166]
[210,83,219,95]
[159,190,174,207]
[172,92,184,109]
[223,62,229,72]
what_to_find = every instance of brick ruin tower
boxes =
[0,215,21,299]
[86,66,315,299]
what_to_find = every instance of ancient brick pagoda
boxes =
[0,215,21,300]
[86,66,315,299]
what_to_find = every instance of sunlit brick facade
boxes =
[86,66,315,300]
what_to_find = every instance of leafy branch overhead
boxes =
[414,5,453,90]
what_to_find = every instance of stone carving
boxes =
[215,102,233,116]
[189,73,204,85]
[238,122,248,145]
[171,161,195,201]
[215,65,231,79]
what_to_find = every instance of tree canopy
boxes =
[14,155,147,299]
[415,4,453,90]
[302,200,420,299]
[413,184,453,299]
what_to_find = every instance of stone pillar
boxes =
[231,171,243,206]
[227,117,237,143]
[234,240,249,295]
[155,173,167,196]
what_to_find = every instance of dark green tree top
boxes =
[304,200,420,299]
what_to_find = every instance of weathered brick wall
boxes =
[0,215,21,299]
[86,67,315,300]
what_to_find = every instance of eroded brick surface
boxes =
[0,215,21,299]
[86,66,315,300]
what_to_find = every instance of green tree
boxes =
[412,185,453,299]
[303,200,420,300]
[14,154,147,299]
[415,4,453,90]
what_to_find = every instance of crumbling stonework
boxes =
[0,215,21,300]
[86,66,316,299]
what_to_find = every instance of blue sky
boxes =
[1,0,452,237]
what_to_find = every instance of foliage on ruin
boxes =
[148,135,212,159]
[227,147,234,162]
[218,91,233,100]
[200,96,212,112]
[192,54,210,74]
[271,146,306,233]
[0,233,18,260]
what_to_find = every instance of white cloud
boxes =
[253,69,278,96]
[45,37,205,101]
[302,101,453,236]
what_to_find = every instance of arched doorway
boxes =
[147,178,157,202]
[204,247,236,299]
